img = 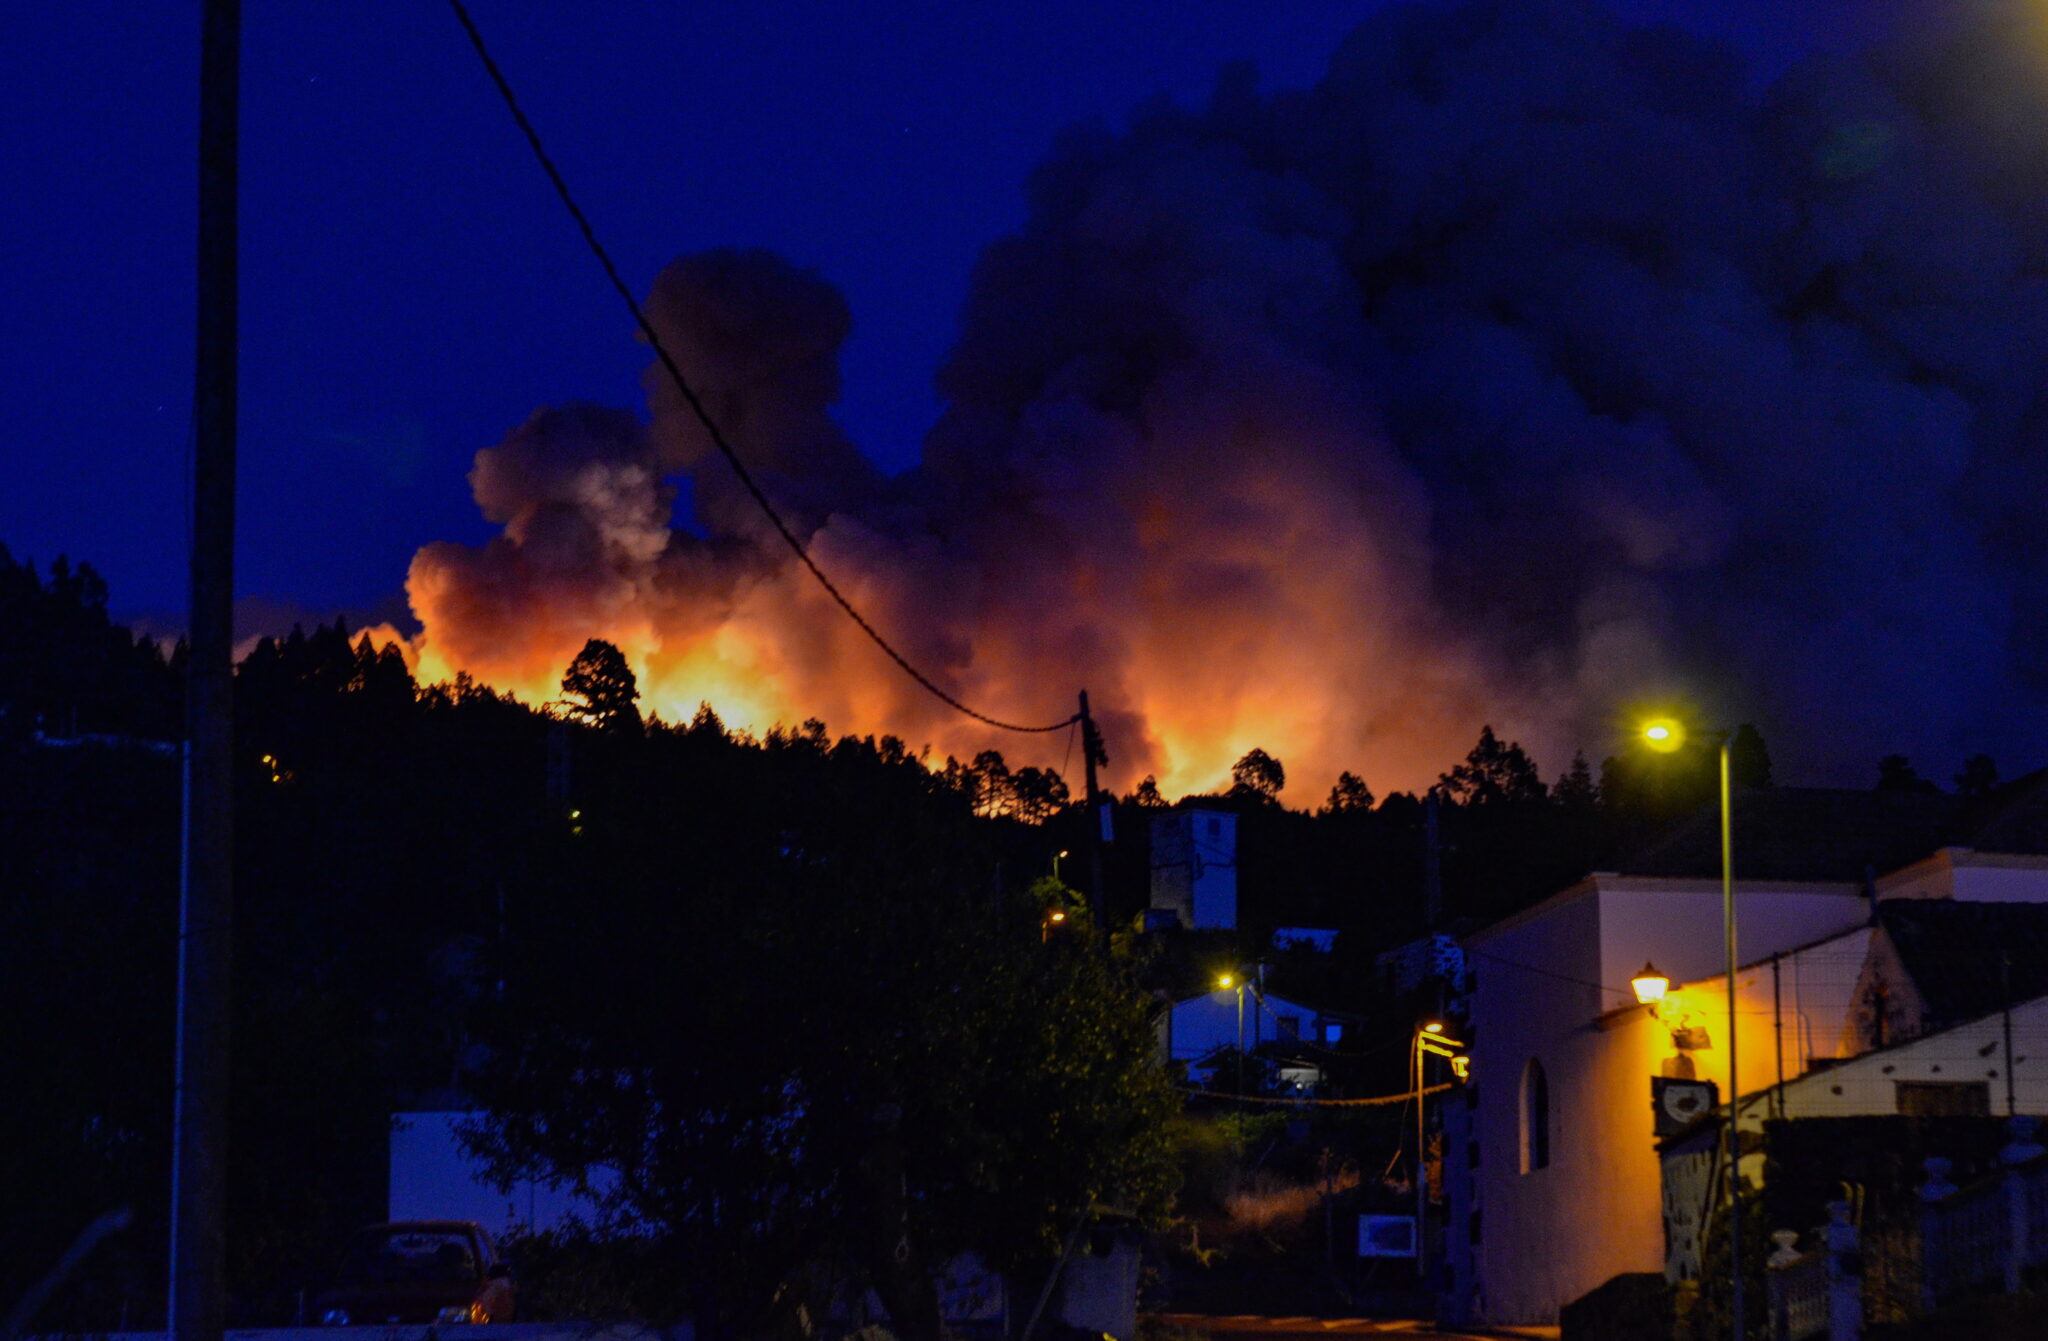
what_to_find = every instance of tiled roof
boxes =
[1878,899,2048,1025]
[1617,770,2048,882]
[1619,788,1961,881]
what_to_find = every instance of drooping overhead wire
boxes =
[1181,1083,1454,1108]
[444,0,1078,736]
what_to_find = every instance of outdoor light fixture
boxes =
[1217,973,1235,990]
[1423,1020,1446,1034]
[1641,717,1686,753]
[1048,910,1065,923]
[1631,962,1671,1006]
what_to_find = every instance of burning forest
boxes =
[397,0,2048,796]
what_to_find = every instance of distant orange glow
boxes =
[398,397,1565,800]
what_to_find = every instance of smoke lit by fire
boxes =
[399,1,2048,797]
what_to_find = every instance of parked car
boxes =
[315,1220,515,1325]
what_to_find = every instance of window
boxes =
[1895,1081,1990,1117]
[1520,1058,1550,1173]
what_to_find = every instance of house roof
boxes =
[1878,899,2048,1025]
[1617,770,2048,883]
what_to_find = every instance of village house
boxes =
[1444,778,2048,1328]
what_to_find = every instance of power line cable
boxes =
[1465,943,1628,997]
[1180,1084,1453,1108]
[445,0,1076,736]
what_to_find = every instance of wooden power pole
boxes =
[1077,690,1111,941]
[170,4,239,1341]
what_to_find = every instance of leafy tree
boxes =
[1553,752,1597,809]
[1010,765,1070,824]
[0,545,178,742]
[1321,771,1375,814]
[1229,748,1286,803]
[463,735,1176,1341]
[559,639,642,733]
[968,747,1014,816]
[1129,775,1167,807]
[1728,723,1772,790]
[1956,753,1999,798]
[1875,753,1939,794]
[1438,726,1545,807]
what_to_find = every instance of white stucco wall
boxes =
[1469,888,1675,1324]
[1590,877,1865,1000]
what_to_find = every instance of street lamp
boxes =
[1630,962,1671,1006]
[1218,972,1245,1095]
[1642,718,1743,1339]
[1053,848,1070,880]
[1414,1020,1465,1289]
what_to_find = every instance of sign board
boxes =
[1651,1076,1719,1138]
[1357,1214,1417,1258]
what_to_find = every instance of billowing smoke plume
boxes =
[408,0,2048,796]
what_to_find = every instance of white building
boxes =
[1150,807,1237,929]
[1163,984,1343,1085]
[1450,834,2048,1327]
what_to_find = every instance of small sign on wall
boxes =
[1358,1214,1417,1258]
[1652,1076,1719,1138]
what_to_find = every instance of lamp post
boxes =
[1414,1021,1464,1289]
[1643,718,1742,1339]
[1053,848,1069,881]
[1219,973,1245,1094]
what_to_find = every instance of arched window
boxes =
[1520,1058,1550,1173]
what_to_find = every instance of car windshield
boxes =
[338,1228,478,1284]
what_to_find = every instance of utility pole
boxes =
[1077,690,1111,944]
[1423,789,1443,930]
[2004,951,2017,1118]
[1719,738,1743,1341]
[1772,954,1785,1120]
[171,6,239,1341]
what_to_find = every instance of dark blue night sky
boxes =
[4,0,1881,620]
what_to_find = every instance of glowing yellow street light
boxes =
[1641,717,1686,753]
[1423,1020,1445,1034]
[1630,962,1671,1006]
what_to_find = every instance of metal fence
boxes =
[1778,1116,2048,1338]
